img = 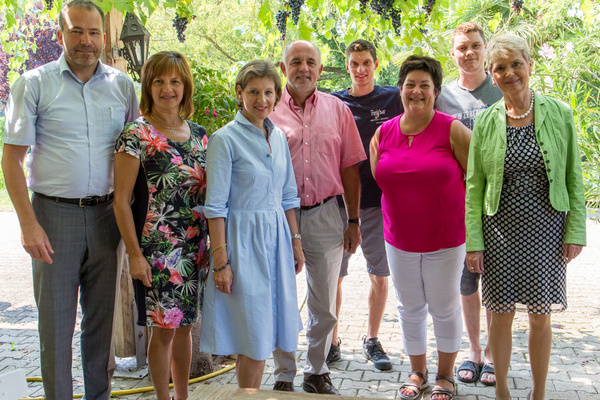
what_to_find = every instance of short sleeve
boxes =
[3,75,39,146]
[339,103,367,169]
[115,121,145,161]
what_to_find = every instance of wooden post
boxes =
[102,8,144,363]
[102,8,127,72]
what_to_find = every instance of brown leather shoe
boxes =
[273,381,294,391]
[302,373,340,395]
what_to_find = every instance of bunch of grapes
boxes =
[172,15,189,43]
[510,0,524,14]
[289,0,305,25]
[423,0,436,16]
[275,10,290,40]
[366,0,402,36]
[359,0,370,13]
[45,0,53,10]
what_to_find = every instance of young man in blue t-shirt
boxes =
[329,40,403,371]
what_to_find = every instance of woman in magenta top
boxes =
[370,55,471,400]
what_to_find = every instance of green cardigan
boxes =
[465,91,587,252]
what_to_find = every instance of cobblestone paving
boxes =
[1,211,598,399]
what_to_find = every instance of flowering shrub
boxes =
[188,63,237,135]
[0,8,62,111]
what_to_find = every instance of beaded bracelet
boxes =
[213,262,228,272]
[211,243,227,254]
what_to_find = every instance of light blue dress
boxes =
[200,111,302,360]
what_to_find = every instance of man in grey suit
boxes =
[2,1,138,398]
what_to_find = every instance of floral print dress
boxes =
[116,117,210,328]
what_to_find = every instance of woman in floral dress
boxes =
[113,51,209,400]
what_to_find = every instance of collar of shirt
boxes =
[281,85,320,111]
[234,110,276,137]
[58,53,108,83]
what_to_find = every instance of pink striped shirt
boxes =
[270,87,366,206]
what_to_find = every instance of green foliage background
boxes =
[1,0,599,213]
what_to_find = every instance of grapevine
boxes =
[359,0,369,13]
[510,0,524,14]
[423,0,436,16]
[289,0,305,25]
[275,10,290,40]
[363,0,403,36]
[172,14,189,43]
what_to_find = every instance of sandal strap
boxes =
[408,370,429,384]
[431,387,455,398]
[435,375,455,385]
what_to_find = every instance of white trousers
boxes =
[386,242,465,355]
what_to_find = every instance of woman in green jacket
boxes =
[465,34,586,400]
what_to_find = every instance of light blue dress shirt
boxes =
[4,54,139,197]
[200,111,302,360]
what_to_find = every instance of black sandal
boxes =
[480,362,496,386]
[431,375,456,400]
[456,360,482,383]
[398,370,429,400]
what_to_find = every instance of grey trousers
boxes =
[274,198,343,380]
[32,194,121,400]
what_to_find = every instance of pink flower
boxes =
[213,110,218,118]
[202,135,208,148]
[159,225,172,238]
[164,307,184,326]
[171,155,183,165]
[152,259,165,271]
[205,109,210,115]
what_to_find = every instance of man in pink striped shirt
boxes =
[269,40,366,395]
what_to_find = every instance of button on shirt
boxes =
[269,87,366,206]
[4,55,139,198]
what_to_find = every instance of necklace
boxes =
[149,114,186,138]
[506,89,534,119]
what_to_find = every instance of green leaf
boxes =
[258,0,271,24]
[296,18,314,41]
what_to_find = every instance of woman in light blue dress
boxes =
[200,60,304,389]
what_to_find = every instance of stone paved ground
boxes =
[1,211,599,399]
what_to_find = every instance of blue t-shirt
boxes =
[331,85,403,208]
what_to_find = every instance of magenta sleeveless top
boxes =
[375,111,465,252]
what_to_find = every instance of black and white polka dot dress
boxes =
[482,124,567,314]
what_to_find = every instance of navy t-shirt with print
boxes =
[332,85,403,209]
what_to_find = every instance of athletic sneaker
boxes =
[325,338,341,364]
[362,336,392,371]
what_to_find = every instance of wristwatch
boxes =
[347,218,360,224]
[292,233,302,240]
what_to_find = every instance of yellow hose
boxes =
[21,363,236,399]
[21,293,308,399]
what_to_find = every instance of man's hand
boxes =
[129,254,152,287]
[21,221,54,264]
[343,223,361,254]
